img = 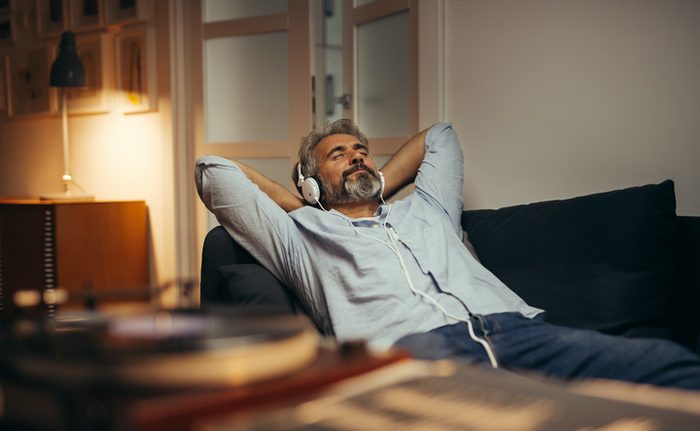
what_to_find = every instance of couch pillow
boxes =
[216,264,298,314]
[461,180,681,339]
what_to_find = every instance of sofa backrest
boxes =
[460,181,698,354]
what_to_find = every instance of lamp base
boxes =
[40,192,95,202]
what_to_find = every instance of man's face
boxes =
[314,133,382,206]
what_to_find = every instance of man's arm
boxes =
[379,127,431,199]
[196,156,328,326]
[235,160,304,212]
[195,156,302,284]
[412,123,465,234]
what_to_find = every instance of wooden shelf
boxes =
[0,200,149,317]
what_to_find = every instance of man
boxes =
[196,119,700,390]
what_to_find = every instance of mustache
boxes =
[343,163,377,180]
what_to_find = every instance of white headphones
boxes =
[296,162,322,205]
[296,162,385,205]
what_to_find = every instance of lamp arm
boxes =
[60,89,72,193]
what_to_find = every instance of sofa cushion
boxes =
[216,264,298,314]
[461,180,681,339]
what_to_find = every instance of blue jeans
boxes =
[393,312,700,391]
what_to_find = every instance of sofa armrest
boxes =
[200,226,302,316]
[676,216,700,354]
[200,226,256,304]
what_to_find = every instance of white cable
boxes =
[342,206,499,368]
[384,227,499,368]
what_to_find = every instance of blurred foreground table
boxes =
[2,311,700,431]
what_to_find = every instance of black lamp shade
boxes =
[50,32,85,88]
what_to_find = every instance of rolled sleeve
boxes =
[414,123,465,234]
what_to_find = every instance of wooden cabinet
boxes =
[0,200,148,318]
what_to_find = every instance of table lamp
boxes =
[41,31,93,201]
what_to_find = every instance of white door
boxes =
[182,0,313,278]
[343,0,419,155]
[179,0,423,285]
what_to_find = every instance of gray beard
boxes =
[321,171,381,206]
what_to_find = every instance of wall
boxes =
[444,0,700,215]
[0,5,176,288]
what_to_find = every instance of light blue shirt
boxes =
[195,123,542,349]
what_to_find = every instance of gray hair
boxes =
[296,119,369,180]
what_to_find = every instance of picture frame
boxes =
[0,54,8,116]
[12,0,39,41]
[50,31,112,114]
[7,45,52,117]
[115,26,156,113]
[38,0,67,37]
[105,0,151,26]
[68,0,103,32]
[0,11,13,45]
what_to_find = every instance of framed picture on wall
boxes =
[105,0,151,26]
[7,46,52,117]
[12,0,39,41]
[115,26,156,113]
[0,11,14,45]
[50,32,112,114]
[38,0,68,37]
[69,0,103,32]
[0,54,8,115]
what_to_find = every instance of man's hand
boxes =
[379,127,431,200]
[236,161,304,213]
[232,125,433,211]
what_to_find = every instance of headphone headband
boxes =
[296,162,305,188]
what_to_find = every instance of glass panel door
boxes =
[204,0,287,22]
[205,32,290,142]
[356,10,410,137]
[338,0,417,154]
[195,0,312,239]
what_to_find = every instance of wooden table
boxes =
[0,199,148,317]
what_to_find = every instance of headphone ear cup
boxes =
[301,176,323,205]
[296,162,323,205]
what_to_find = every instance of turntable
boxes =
[1,310,319,389]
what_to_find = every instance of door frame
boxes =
[170,0,444,294]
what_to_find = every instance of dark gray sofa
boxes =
[201,180,700,355]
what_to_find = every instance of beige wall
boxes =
[444,0,700,215]
[0,5,176,287]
